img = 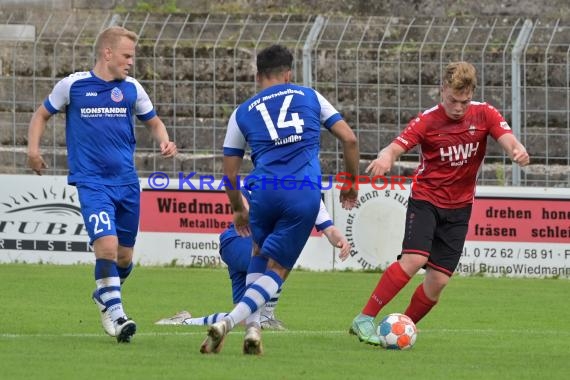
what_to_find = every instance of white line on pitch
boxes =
[1,328,569,339]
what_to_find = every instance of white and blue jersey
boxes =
[43,71,156,185]
[223,83,343,269]
[223,83,342,186]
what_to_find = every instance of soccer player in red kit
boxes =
[350,61,530,345]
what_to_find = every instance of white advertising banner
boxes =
[0,174,93,264]
[2,174,569,278]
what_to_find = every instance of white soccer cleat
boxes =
[200,319,230,354]
[260,314,286,331]
[243,324,263,355]
[115,317,137,343]
[154,310,192,325]
[92,290,116,337]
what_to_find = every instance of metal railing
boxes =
[0,12,568,186]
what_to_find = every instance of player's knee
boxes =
[423,280,447,301]
[399,253,428,274]
[93,235,119,260]
[117,246,134,265]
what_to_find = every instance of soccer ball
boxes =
[376,313,417,350]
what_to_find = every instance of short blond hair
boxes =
[94,26,138,57]
[442,61,477,92]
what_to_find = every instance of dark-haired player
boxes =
[200,44,360,355]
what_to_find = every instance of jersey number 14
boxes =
[255,95,305,140]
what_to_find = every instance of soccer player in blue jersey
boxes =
[155,190,350,329]
[200,44,360,355]
[27,26,177,343]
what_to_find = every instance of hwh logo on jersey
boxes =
[440,142,479,166]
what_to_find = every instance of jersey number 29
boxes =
[89,211,112,234]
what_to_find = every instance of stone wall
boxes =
[3,0,569,19]
[0,4,568,185]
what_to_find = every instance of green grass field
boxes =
[1,264,569,379]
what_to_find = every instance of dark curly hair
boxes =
[256,45,293,78]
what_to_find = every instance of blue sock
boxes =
[247,255,268,276]
[262,288,282,316]
[246,255,267,288]
[227,270,283,328]
[94,258,125,321]
[205,313,228,325]
[244,255,268,325]
[182,313,228,326]
[117,262,133,285]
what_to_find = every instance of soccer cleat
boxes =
[154,310,192,325]
[115,317,137,343]
[349,314,381,346]
[243,324,263,355]
[200,319,229,354]
[92,289,116,337]
[260,314,286,331]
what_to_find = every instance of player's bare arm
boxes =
[144,116,177,157]
[322,225,350,261]
[366,142,406,177]
[329,120,359,209]
[497,134,530,167]
[223,155,250,236]
[27,104,51,175]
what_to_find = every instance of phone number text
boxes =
[462,247,570,260]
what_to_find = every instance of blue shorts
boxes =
[219,234,252,304]
[76,182,140,247]
[249,187,320,270]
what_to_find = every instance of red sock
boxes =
[362,262,411,317]
[404,283,437,324]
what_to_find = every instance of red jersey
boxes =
[393,102,512,208]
